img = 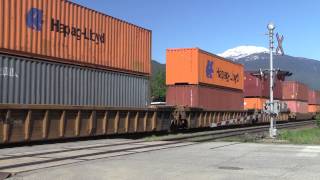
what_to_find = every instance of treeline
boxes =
[151,71,166,102]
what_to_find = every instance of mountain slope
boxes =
[152,60,165,76]
[235,53,320,90]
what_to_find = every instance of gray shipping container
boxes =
[0,54,150,107]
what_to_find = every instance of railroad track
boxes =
[161,119,316,142]
[0,120,315,179]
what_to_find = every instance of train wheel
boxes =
[169,120,178,132]
[181,119,188,129]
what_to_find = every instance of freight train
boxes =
[243,73,319,120]
[0,0,318,145]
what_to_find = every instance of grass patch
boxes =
[278,128,320,144]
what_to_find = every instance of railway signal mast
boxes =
[266,22,285,138]
[267,22,276,138]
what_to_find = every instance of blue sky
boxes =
[71,0,320,63]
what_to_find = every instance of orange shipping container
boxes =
[166,48,244,90]
[0,0,151,75]
[308,105,320,113]
[244,98,267,110]
[308,105,317,113]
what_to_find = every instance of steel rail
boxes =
[0,120,315,174]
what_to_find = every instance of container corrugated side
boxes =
[244,98,267,110]
[244,71,282,99]
[244,72,264,97]
[308,90,317,105]
[0,0,151,75]
[282,81,308,101]
[0,54,150,107]
[308,105,319,113]
[263,78,283,100]
[166,85,244,111]
[285,100,308,113]
[166,48,244,90]
[308,90,320,105]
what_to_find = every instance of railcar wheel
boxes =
[169,120,178,132]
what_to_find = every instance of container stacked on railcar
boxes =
[166,48,244,110]
[0,0,151,107]
[243,71,283,110]
[282,81,310,119]
[308,89,320,115]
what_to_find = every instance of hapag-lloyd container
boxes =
[244,72,282,99]
[282,81,308,101]
[166,48,244,90]
[285,100,308,113]
[0,54,150,107]
[308,90,320,105]
[0,0,151,75]
[166,85,244,110]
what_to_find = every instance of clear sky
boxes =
[71,0,320,63]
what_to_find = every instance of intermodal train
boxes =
[0,0,318,145]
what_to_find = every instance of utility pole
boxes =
[267,22,276,138]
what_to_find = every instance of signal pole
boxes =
[267,22,276,138]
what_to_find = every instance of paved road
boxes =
[4,141,320,180]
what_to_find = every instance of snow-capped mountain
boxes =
[218,46,269,60]
[217,45,320,89]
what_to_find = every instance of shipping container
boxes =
[0,0,151,75]
[285,100,308,113]
[166,48,244,90]
[308,89,320,105]
[0,54,150,107]
[282,81,308,102]
[308,105,320,113]
[244,98,267,110]
[166,85,243,111]
[244,72,282,99]
[263,78,283,100]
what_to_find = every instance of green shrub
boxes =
[151,71,166,102]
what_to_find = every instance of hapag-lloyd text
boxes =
[51,18,105,44]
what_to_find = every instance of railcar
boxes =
[0,104,291,145]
